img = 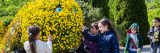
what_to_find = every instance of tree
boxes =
[91,0,110,19]
[76,0,103,27]
[146,0,160,26]
[114,0,149,45]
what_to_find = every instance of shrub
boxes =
[114,0,149,45]
[76,0,103,27]
[3,0,83,52]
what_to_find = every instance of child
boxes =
[82,18,119,53]
[83,22,100,53]
[24,25,53,53]
[148,17,160,53]
[124,23,143,53]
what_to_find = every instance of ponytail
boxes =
[28,26,40,53]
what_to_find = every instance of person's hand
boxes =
[48,34,53,41]
[81,26,85,32]
[81,26,87,32]
[151,36,156,42]
[147,35,150,38]
[124,50,128,53]
[150,36,154,39]
[137,48,141,53]
[1,48,5,53]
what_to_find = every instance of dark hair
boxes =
[153,17,160,27]
[91,22,99,30]
[99,18,118,38]
[28,26,40,53]
[154,17,160,22]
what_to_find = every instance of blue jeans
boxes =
[150,42,160,53]
[129,50,137,53]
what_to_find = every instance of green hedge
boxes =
[114,0,149,46]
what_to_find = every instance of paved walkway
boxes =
[120,45,150,53]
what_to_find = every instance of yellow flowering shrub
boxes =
[0,19,11,51]
[3,0,83,52]
[0,21,3,36]
[2,16,22,52]
[0,21,3,50]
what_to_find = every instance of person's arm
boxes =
[138,34,143,53]
[44,41,52,53]
[44,34,53,53]
[138,35,143,49]
[124,35,129,53]
[148,28,153,39]
[23,42,30,52]
[110,34,119,53]
[148,27,156,43]
[82,29,97,42]
[138,35,143,53]
[1,48,5,53]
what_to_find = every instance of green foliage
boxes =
[114,0,149,46]
[76,0,103,27]
[0,16,14,26]
[0,0,29,28]
[3,0,83,52]
[91,0,110,19]
[0,0,28,50]
[0,0,28,16]
[108,0,117,20]
[0,16,13,47]
[146,0,160,26]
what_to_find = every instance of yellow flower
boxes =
[3,0,83,52]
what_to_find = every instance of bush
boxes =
[146,0,160,26]
[0,16,14,26]
[114,0,149,46]
[3,0,83,52]
[0,16,14,51]
[0,0,28,51]
[76,0,103,27]
[92,0,110,19]
[0,0,28,16]
[0,21,3,51]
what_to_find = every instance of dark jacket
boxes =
[148,26,160,43]
[82,29,119,53]
[83,34,100,53]
[124,34,143,52]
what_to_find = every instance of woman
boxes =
[82,18,119,53]
[24,25,53,53]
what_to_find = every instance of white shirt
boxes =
[24,40,52,53]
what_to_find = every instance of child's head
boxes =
[90,22,99,34]
[27,25,40,53]
[28,25,40,40]
[98,18,112,33]
[152,17,160,27]
[127,23,139,34]
[98,18,118,37]
[131,27,138,34]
